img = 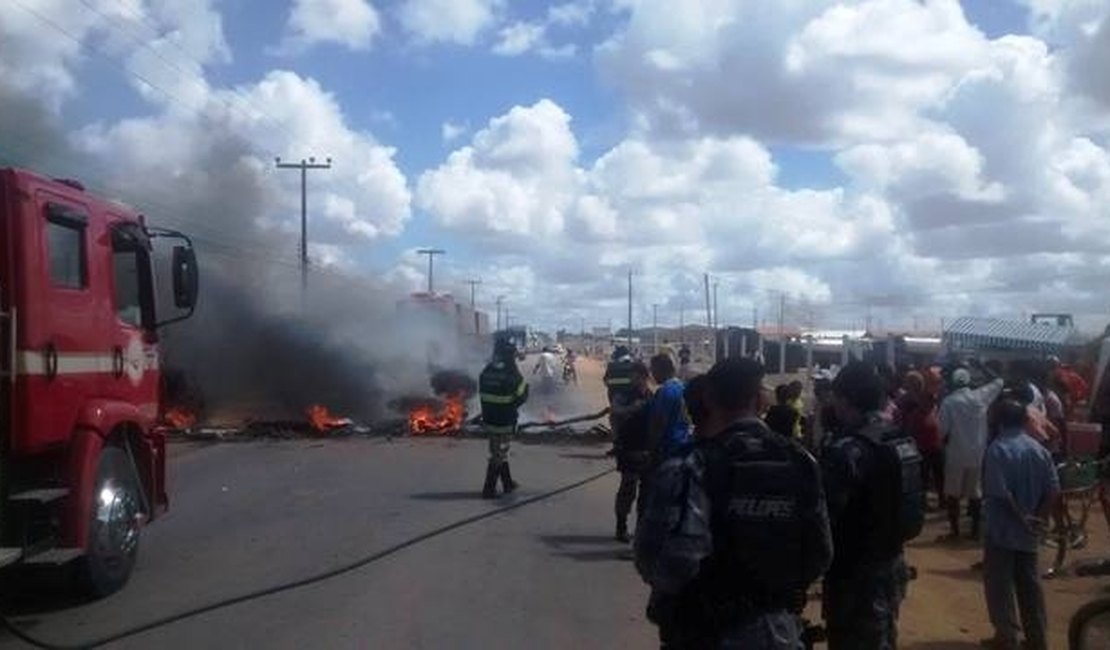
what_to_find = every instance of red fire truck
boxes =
[0,168,197,595]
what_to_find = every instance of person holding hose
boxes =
[479,337,529,499]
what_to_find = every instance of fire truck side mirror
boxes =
[172,246,199,310]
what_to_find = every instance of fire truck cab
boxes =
[0,168,197,596]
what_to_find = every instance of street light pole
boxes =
[496,295,505,331]
[627,270,634,348]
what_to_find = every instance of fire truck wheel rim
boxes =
[93,478,140,561]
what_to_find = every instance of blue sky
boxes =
[3,0,1110,332]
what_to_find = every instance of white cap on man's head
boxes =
[952,368,972,387]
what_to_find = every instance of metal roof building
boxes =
[943,316,1080,354]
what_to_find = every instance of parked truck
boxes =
[0,168,197,596]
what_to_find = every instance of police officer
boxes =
[822,361,919,649]
[635,358,832,648]
[479,337,529,499]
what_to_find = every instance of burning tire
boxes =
[78,446,142,597]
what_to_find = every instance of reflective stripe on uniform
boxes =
[482,380,526,404]
[605,377,632,386]
[485,424,515,434]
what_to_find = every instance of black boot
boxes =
[615,520,630,543]
[482,463,499,499]
[499,463,519,494]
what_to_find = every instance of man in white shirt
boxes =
[532,347,560,394]
[938,366,1004,541]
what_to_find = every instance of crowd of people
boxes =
[476,336,1105,649]
[601,347,1093,649]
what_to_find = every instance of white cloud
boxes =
[417,99,578,239]
[73,69,410,253]
[548,1,595,27]
[441,120,467,143]
[492,20,578,59]
[597,0,989,142]
[397,0,501,45]
[279,0,381,52]
[493,22,546,56]
[0,0,230,111]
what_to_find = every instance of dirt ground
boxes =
[889,504,1110,649]
[569,354,1110,648]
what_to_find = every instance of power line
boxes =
[95,0,305,147]
[12,0,282,157]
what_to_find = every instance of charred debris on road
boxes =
[164,368,612,446]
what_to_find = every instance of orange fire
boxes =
[543,407,557,424]
[409,394,466,435]
[165,407,197,430]
[307,404,352,433]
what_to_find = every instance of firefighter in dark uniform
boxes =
[480,338,529,499]
[822,361,922,650]
[605,345,638,438]
[612,361,652,542]
[605,345,641,534]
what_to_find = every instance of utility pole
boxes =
[464,278,482,308]
[463,278,482,336]
[652,304,659,353]
[275,156,332,294]
[416,248,446,294]
[778,292,786,374]
[679,301,685,346]
[703,273,713,362]
[627,270,633,348]
[496,295,505,331]
[713,281,720,330]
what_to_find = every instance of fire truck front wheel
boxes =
[78,446,142,597]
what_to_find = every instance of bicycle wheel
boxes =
[1069,597,1110,650]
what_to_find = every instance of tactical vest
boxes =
[858,423,926,553]
[479,361,527,430]
[696,419,832,607]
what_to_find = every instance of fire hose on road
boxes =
[0,465,617,650]
[517,407,611,431]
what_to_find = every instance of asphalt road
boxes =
[1,436,655,649]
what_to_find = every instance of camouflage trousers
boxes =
[657,610,805,649]
[823,558,908,650]
[487,425,513,468]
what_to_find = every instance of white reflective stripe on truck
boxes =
[15,350,160,376]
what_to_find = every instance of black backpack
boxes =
[704,419,833,597]
[857,424,926,547]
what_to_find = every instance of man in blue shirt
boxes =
[647,353,690,462]
[981,393,1060,650]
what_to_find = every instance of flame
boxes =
[543,407,557,424]
[409,394,466,435]
[307,404,352,433]
[165,407,196,430]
